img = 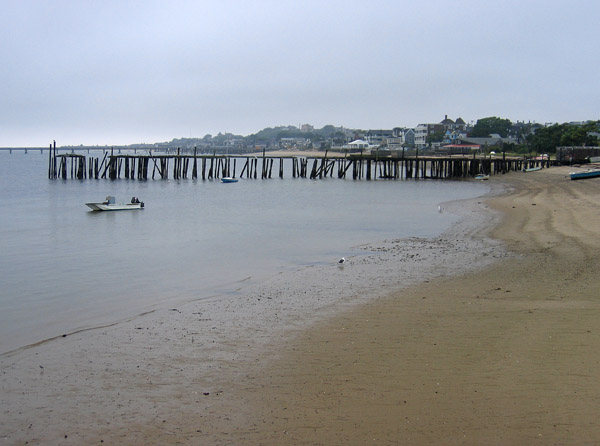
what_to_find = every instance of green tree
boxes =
[320,125,337,138]
[560,126,588,146]
[527,124,564,154]
[332,131,346,146]
[471,117,512,138]
[527,121,600,153]
[426,132,444,143]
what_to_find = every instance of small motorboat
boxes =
[221,177,238,183]
[474,174,489,180]
[570,169,600,180]
[86,196,144,211]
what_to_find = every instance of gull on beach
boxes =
[338,257,346,264]
[438,205,442,213]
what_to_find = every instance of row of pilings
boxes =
[48,147,555,181]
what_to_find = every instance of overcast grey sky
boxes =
[2,0,598,147]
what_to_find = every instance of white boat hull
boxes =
[86,202,144,211]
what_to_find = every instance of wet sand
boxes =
[2,165,600,445]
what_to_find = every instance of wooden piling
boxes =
[43,149,557,184]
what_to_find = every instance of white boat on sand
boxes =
[86,196,144,211]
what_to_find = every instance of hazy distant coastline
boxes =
[3,117,599,157]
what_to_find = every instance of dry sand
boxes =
[2,165,600,445]
[234,166,600,446]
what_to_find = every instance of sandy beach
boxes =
[232,165,600,445]
[2,165,600,445]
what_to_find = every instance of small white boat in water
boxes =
[221,177,238,183]
[86,196,144,211]
[475,174,489,180]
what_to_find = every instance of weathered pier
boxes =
[47,144,554,181]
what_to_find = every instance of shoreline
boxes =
[3,166,598,444]
[0,181,503,445]
[229,166,600,445]
[0,152,487,356]
[0,183,499,445]
[0,180,490,358]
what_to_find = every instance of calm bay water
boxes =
[0,150,488,353]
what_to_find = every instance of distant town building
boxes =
[443,129,467,145]
[346,139,370,150]
[440,115,467,131]
[404,129,415,147]
[366,129,394,147]
[414,123,443,148]
[392,127,415,147]
[459,134,518,149]
[414,115,468,148]
[279,137,311,149]
[385,136,403,150]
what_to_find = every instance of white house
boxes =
[347,139,370,149]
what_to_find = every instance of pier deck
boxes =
[47,146,554,181]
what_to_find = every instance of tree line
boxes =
[472,117,599,154]
[160,117,600,154]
